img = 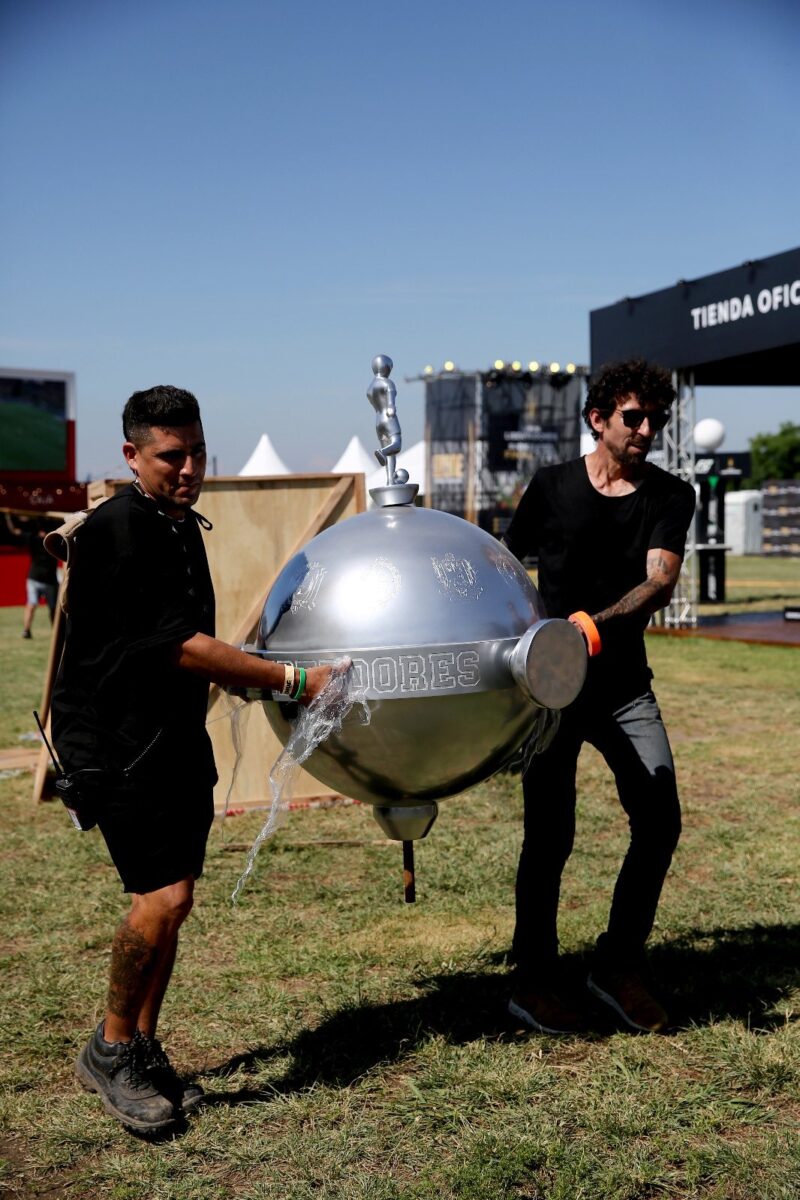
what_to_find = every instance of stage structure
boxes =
[417,362,588,538]
[591,246,800,625]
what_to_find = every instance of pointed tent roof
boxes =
[367,440,427,498]
[331,435,375,476]
[238,433,291,476]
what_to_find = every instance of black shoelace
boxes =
[109,1034,154,1088]
[136,1031,180,1087]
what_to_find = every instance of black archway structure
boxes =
[588,247,800,625]
[590,246,800,385]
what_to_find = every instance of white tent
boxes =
[238,433,291,476]
[331,435,375,476]
[367,439,427,499]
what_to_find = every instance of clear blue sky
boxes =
[2,0,798,477]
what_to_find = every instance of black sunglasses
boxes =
[618,407,669,432]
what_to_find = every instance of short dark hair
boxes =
[122,385,202,446]
[582,360,675,440]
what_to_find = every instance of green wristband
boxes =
[291,666,307,701]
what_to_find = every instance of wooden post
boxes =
[465,419,476,525]
[402,839,416,904]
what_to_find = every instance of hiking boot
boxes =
[587,967,670,1033]
[508,980,588,1034]
[138,1031,204,1114]
[76,1023,176,1132]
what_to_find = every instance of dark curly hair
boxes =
[122,385,202,446]
[582,360,675,440]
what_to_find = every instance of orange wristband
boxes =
[568,610,602,657]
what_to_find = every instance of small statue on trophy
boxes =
[367,355,408,487]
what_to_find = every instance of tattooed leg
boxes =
[103,877,195,1043]
[104,917,159,1042]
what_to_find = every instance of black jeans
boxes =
[512,689,681,977]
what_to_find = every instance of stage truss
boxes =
[660,371,697,627]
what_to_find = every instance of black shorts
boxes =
[92,777,215,894]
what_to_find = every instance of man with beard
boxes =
[503,360,695,1034]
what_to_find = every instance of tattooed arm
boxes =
[592,548,683,628]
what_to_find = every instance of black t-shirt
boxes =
[505,457,695,704]
[27,530,59,585]
[52,484,217,784]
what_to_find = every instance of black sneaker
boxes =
[508,969,589,1034]
[76,1023,176,1132]
[138,1031,204,1114]
[21,630,32,639]
[587,967,670,1033]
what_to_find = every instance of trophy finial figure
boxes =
[367,355,404,486]
[366,355,418,507]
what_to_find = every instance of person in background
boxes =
[503,359,695,1035]
[51,385,340,1135]
[4,513,59,637]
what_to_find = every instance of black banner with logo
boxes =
[590,247,800,385]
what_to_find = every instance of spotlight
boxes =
[511,361,522,371]
[443,361,455,372]
[549,362,560,373]
[566,363,576,374]
[423,365,434,375]
[493,359,505,370]
[528,360,540,372]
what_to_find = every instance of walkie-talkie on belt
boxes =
[33,710,96,831]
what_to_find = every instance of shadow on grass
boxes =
[650,922,800,1030]
[201,962,535,1106]
[201,923,798,1106]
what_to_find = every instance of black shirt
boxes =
[52,484,216,784]
[27,530,59,585]
[505,457,696,704]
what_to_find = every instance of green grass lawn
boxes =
[701,554,800,616]
[1,606,798,1199]
[529,555,800,619]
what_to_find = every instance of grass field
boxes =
[700,555,800,616]
[1,602,798,1199]
[526,554,800,619]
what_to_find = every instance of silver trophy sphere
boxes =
[255,356,588,886]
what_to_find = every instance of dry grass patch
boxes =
[346,914,507,958]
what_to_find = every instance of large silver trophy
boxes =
[256,357,588,897]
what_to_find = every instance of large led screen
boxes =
[0,375,68,473]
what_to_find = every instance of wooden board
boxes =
[0,748,40,773]
[35,473,365,810]
[30,577,67,801]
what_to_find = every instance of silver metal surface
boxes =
[508,619,587,709]
[372,803,438,841]
[256,355,588,839]
[258,505,581,807]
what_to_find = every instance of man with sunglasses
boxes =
[503,359,695,1035]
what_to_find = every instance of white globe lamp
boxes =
[693,418,725,453]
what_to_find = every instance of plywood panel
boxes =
[199,475,363,811]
